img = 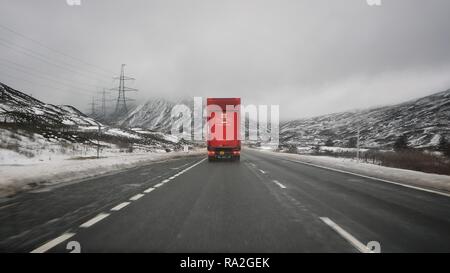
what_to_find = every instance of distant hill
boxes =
[0,82,99,128]
[280,89,450,149]
[0,82,184,160]
[108,97,201,138]
[115,98,179,132]
[100,87,450,149]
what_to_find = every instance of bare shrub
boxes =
[377,150,450,175]
[320,148,450,176]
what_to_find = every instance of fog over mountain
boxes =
[102,87,449,149]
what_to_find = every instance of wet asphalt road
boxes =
[1,149,450,253]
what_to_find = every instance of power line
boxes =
[0,68,79,95]
[0,64,94,95]
[0,23,114,76]
[0,39,110,84]
[0,58,101,92]
[0,38,110,82]
[0,66,93,96]
[0,56,104,89]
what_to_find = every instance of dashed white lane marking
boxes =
[284,158,450,198]
[273,180,287,189]
[320,217,370,253]
[30,232,76,253]
[259,169,266,174]
[30,158,207,253]
[110,202,130,211]
[80,213,110,228]
[129,193,145,201]
[154,159,206,187]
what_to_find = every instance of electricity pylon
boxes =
[111,64,138,114]
[88,96,98,116]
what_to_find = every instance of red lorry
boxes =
[206,98,241,161]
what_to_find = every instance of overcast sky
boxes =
[1,0,450,120]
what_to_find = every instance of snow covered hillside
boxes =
[115,98,178,132]
[0,82,187,165]
[110,89,450,150]
[0,82,99,128]
[280,89,450,149]
[110,97,202,136]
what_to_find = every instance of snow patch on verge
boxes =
[0,149,203,198]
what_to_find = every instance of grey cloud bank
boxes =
[0,0,449,119]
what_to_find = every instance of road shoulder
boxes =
[252,148,450,196]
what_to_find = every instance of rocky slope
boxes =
[280,89,450,149]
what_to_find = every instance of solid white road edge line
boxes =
[320,217,370,253]
[30,232,76,253]
[80,213,110,228]
[284,158,450,198]
[110,202,130,211]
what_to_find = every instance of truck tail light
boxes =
[208,151,215,156]
[233,151,240,155]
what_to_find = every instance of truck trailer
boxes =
[206,98,241,161]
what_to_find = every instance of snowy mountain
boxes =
[280,89,450,149]
[102,87,450,149]
[0,82,99,128]
[0,82,187,164]
[111,97,202,138]
[116,98,178,132]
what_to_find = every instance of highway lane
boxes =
[2,149,450,252]
[47,151,353,253]
[0,155,202,252]
[244,150,450,252]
